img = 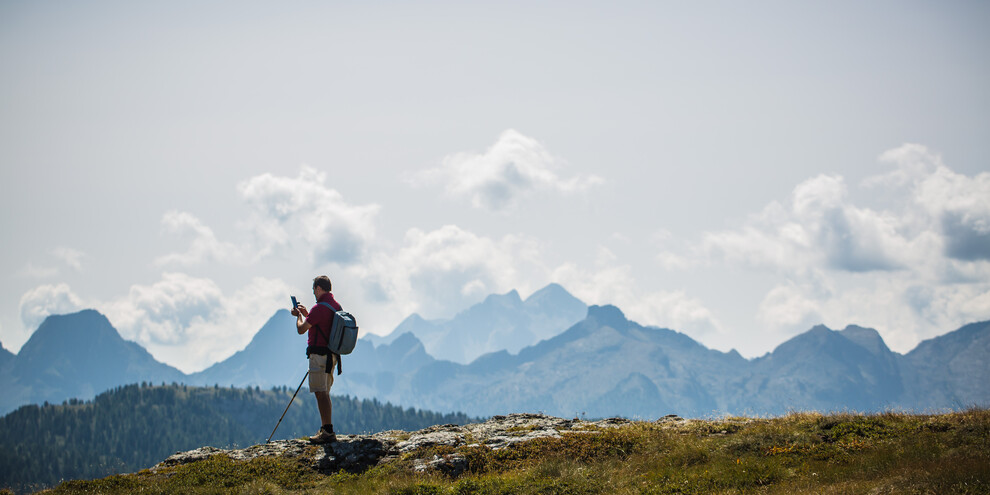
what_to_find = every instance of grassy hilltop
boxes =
[39,408,989,495]
[0,383,473,494]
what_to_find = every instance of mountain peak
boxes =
[525,283,569,303]
[384,284,587,364]
[768,323,846,359]
[480,289,523,308]
[907,320,990,359]
[839,325,891,356]
[390,331,426,349]
[586,305,628,328]
[376,313,433,346]
[187,309,302,388]
[401,313,428,325]
[528,282,567,297]
[228,308,294,351]
[3,309,185,414]
[524,283,585,311]
[377,332,434,370]
[23,309,120,353]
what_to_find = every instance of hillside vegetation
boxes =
[0,383,473,493]
[41,408,990,494]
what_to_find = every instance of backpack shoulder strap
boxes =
[317,302,343,375]
[315,302,336,346]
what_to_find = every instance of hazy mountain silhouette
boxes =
[349,305,742,418]
[0,341,13,371]
[348,306,990,418]
[187,309,308,388]
[1,288,987,419]
[736,324,906,415]
[186,284,584,388]
[0,310,185,414]
[374,283,587,364]
[900,320,990,409]
[342,331,438,400]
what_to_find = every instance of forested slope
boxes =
[0,383,474,493]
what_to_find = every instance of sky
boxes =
[1,1,988,374]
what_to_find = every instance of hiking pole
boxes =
[267,371,309,443]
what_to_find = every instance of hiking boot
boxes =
[309,426,337,444]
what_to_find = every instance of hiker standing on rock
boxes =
[291,275,342,444]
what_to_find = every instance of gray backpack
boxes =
[317,302,359,374]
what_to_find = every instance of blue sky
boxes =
[2,0,988,373]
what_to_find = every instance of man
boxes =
[291,275,342,444]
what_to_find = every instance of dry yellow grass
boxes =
[43,408,990,495]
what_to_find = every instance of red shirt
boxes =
[305,292,342,347]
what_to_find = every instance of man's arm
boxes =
[293,305,312,335]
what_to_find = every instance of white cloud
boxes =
[238,165,381,265]
[701,209,806,274]
[10,164,386,370]
[412,129,603,211]
[915,172,990,263]
[655,251,692,271]
[637,290,723,337]
[756,283,824,336]
[101,273,292,373]
[651,230,695,271]
[16,247,86,279]
[18,144,981,369]
[155,211,241,266]
[12,274,292,373]
[19,283,85,332]
[153,166,382,268]
[868,144,990,262]
[697,143,990,350]
[751,275,990,354]
[869,143,943,188]
[551,252,724,341]
[105,272,224,346]
[351,224,547,323]
[703,174,912,274]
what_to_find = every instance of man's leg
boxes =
[315,391,332,426]
[308,354,336,443]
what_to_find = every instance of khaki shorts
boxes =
[308,353,336,392]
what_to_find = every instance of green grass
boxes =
[42,409,990,494]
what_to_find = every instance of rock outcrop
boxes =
[154,413,657,477]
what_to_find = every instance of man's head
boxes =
[313,275,332,296]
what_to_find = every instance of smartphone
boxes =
[290,295,298,309]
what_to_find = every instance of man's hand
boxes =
[295,305,312,335]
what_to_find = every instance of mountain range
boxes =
[1,284,987,418]
[369,283,588,363]
[0,310,186,414]
[347,306,989,418]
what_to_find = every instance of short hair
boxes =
[313,275,332,292]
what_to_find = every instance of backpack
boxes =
[317,302,359,375]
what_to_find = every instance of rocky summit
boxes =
[155,413,678,477]
[43,409,990,494]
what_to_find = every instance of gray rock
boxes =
[152,413,633,477]
[396,423,466,453]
